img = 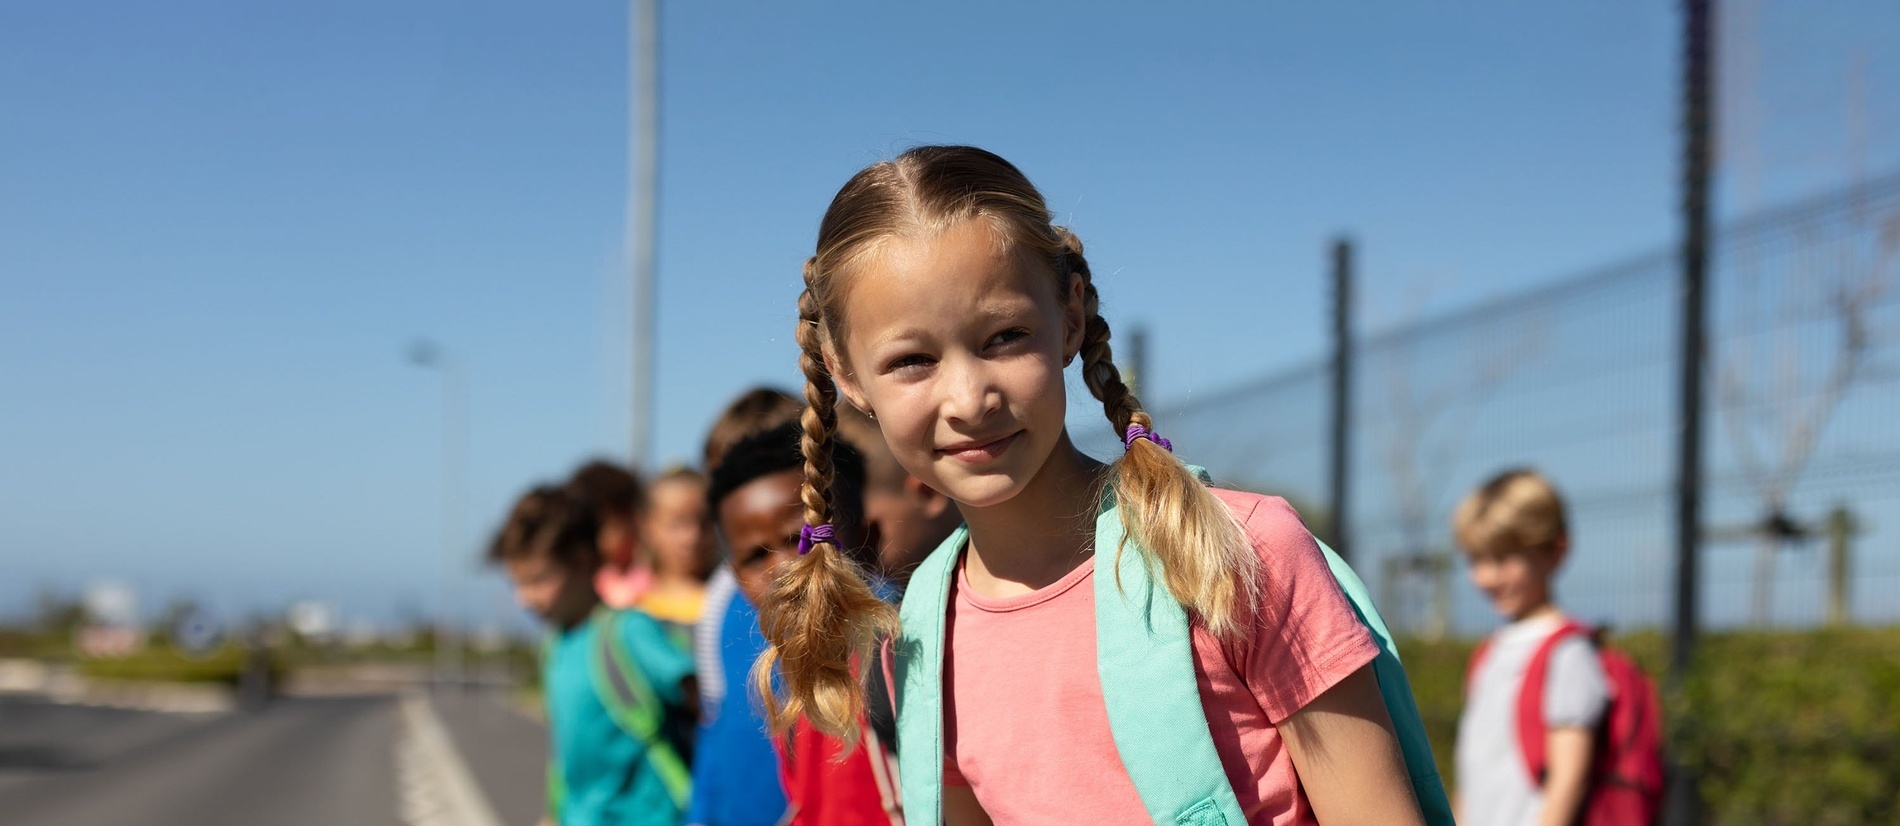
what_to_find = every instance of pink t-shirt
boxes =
[940,491,1380,826]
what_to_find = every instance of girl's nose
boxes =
[941,355,1000,425]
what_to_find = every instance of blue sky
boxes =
[3,1,1895,629]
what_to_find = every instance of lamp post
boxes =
[409,339,468,693]
[628,0,660,470]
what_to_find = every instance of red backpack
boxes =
[1467,621,1666,826]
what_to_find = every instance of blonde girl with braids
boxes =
[757,146,1425,826]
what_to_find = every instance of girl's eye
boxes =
[988,328,1031,349]
[885,354,934,375]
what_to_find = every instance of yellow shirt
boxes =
[637,588,706,627]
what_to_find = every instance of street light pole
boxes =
[628,0,660,471]
[409,340,468,693]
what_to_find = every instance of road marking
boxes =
[397,692,506,826]
[397,734,444,825]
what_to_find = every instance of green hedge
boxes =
[1397,627,1900,825]
[76,645,263,685]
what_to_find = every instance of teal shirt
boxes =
[544,608,695,826]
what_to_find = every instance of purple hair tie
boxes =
[797,523,835,555]
[1123,423,1173,453]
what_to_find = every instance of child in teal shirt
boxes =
[490,484,696,826]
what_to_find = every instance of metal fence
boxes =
[1154,171,1900,638]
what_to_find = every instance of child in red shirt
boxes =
[708,421,901,825]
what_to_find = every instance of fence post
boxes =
[1826,505,1855,626]
[1669,0,1713,823]
[1328,237,1354,563]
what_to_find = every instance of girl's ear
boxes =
[826,348,872,415]
[1061,273,1087,363]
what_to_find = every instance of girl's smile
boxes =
[937,430,1022,464]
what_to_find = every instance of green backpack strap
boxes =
[540,635,566,823]
[1094,494,1250,826]
[588,610,693,812]
[545,761,566,823]
[893,524,967,826]
[1313,539,1456,825]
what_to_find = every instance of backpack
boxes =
[1467,621,1665,826]
[895,481,1454,826]
[582,609,695,812]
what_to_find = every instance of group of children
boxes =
[489,386,960,825]
[486,146,1661,826]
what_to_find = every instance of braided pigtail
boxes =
[1059,228,1261,640]
[752,263,899,739]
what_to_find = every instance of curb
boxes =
[0,659,234,714]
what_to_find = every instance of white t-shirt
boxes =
[1455,613,1610,826]
[692,565,739,720]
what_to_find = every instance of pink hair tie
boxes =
[797,523,835,555]
[1123,423,1173,453]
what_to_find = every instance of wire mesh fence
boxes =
[1155,171,1900,638]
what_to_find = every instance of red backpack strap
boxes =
[1516,619,1591,786]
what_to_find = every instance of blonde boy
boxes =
[1452,469,1608,826]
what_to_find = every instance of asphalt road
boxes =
[0,694,403,826]
[429,690,549,826]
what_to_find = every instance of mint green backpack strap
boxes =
[1095,494,1251,826]
[540,634,566,823]
[588,611,693,811]
[893,524,967,826]
[1314,540,1456,826]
